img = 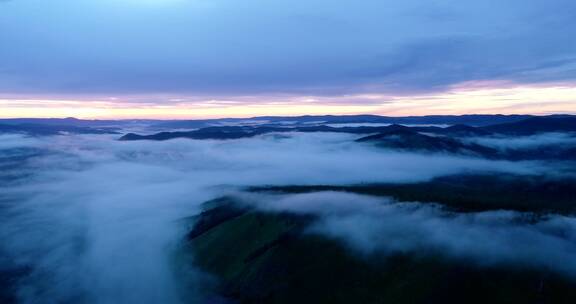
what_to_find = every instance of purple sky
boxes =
[1,0,576,118]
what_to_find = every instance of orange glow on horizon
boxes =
[0,82,575,119]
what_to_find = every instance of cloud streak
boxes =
[1,83,576,119]
[241,191,576,277]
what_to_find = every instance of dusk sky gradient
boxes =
[1,0,576,118]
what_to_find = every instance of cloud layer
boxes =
[0,132,567,303]
[1,0,576,99]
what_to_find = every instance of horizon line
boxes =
[0,112,574,121]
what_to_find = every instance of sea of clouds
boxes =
[0,132,570,303]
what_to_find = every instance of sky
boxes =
[1,0,576,118]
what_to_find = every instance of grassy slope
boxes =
[186,199,576,304]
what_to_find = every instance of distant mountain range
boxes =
[119,116,576,141]
[2,114,574,161]
[356,128,576,160]
[355,129,498,157]
[0,114,564,128]
[0,123,119,136]
[118,116,576,161]
[151,114,540,128]
[483,116,576,135]
[117,124,494,141]
[1,114,575,137]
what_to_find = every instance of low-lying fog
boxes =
[0,132,572,304]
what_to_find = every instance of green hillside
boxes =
[184,198,576,304]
